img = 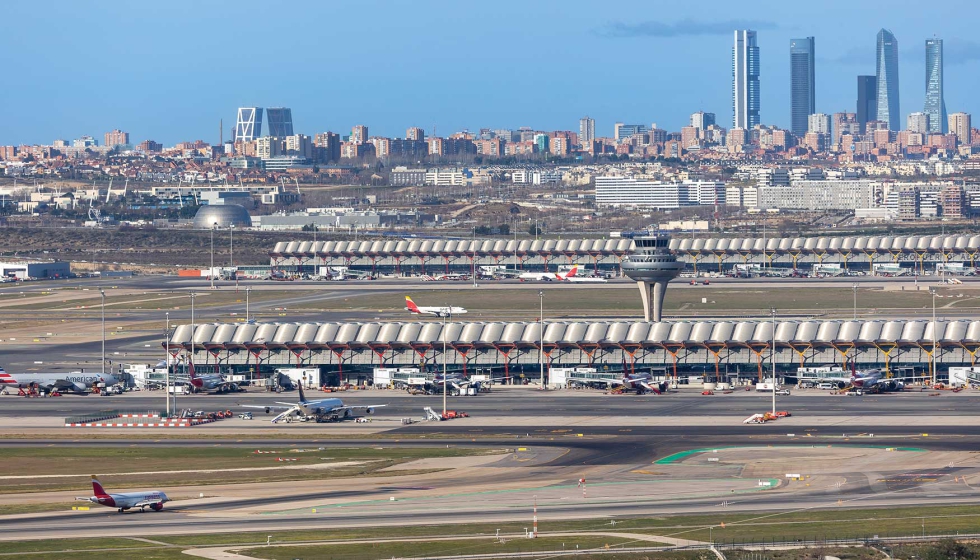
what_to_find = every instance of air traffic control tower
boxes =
[621,232,685,322]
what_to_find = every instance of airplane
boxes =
[564,266,608,283]
[518,265,579,282]
[0,367,120,394]
[405,296,468,317]
[615,372,665,395]
[75,475,170,513]
[816,364,905,393]
[179,363,243,394]
[241,384,386,423]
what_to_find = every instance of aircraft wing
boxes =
[239,404,295,411]
[50,380,85,392]
[345,404,386,410]
[131,498,164,508]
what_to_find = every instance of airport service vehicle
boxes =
[238,412,253,420]
[242,384,385,423]
[0,367,120,393]
[404,296,468,318]
[75,475,169,513]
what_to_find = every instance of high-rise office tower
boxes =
[875,29,900,131]
[690,111,716,130]
[949,113,972,145]
[856,76,877,133]
[235,107,263,142]
[924,38,947,134]
[907,112,930,134]
[789,37,815,137]
[265,108,294,137]
[733,30,761,129]
[579,116,595,146]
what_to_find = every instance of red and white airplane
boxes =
[817,363,905,392]
[75,475,170,513]
[517,265,607,283]
[405,296,467,317]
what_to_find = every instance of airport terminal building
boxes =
[169,319,980,386]
[268,234,980,276]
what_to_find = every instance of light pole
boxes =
[472,227,478,288]
[229,225,235,268]
[165,311,171,416]
[189,292,197,377]
[931,289,937,386]
[539,291,545,388]
[246,286,251,322]
[442,308,451,418]
[770,307,776,416]
[852,283,858,320]
[312,224,318,276]
[100,288,106,374]
[209,226,215,290]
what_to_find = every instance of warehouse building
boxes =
[0,260,71,279]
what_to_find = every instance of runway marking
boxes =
[655,445,927,465]
[0,461,371,480]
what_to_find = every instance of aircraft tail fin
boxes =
[297,383,307,403]
[566,265,579,278]
[405,296,420,313]
[91,475,109,497]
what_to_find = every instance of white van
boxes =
[817,383,834,390]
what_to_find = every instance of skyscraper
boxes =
[789,37,815,137]
[733,30,761,129]
[924,38,947,134]
[579,116,595,147]
[235,107,263,142]
[856,76,877,133]
[265,108,294,137]
[875,29,900,131]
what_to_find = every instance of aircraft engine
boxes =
[366,407,375,414]
[894,381,904,390]
[150,502,164,511]
[264,407,271,414]
[835,381,847,389]
[313,407,324,415]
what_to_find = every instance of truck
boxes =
[273,368,320,389]
[755,378,782,392]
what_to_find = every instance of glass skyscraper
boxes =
[789,37,815,137]
[265,108,294,137]
[732,30,760,129]
[924,38,947,134]
[856,76,877,133]
[875,29,900,131]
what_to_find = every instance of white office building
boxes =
[756,180,876,211]
[595,177,724,209]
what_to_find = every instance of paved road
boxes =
[4,386,979,419]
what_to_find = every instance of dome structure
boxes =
[193,204,252,228]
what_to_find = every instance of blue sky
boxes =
[3,0,979,145]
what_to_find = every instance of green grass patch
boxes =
[239,536,643,560]
[0,502,80,515]
[0,550,185,560]
[0,537,162,554]
[286,286,974,318]
[0,446,500,494]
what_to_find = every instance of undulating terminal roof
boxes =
[169,319,980,353]
[269,235,980,262]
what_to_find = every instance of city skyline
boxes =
[3,1,980,145]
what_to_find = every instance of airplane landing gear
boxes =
[118,508,124,513]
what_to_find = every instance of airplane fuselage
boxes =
[86,491,169,511]
[0,370,119,391]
